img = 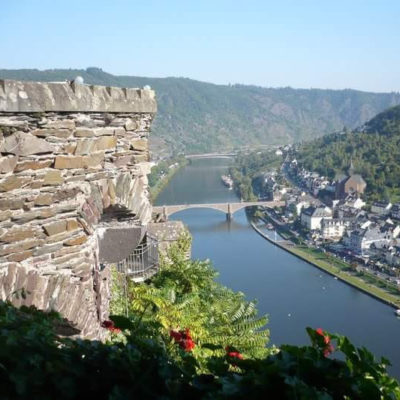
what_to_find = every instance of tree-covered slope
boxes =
[1,67,400,154]
[296,104,400,202]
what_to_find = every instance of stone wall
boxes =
[0,79,156,338]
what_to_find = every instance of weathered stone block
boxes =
[39,207,57,219]
[0,238,44,256]
[130,139,147,151]
[83,152,104,168]
[14,159,52,172]
[64,234,88,246]
[74,128,94,137]
[51,129,72,139]
[54,155,84,169]
[0,210,11,222]
[43,170,63,185]
[0,132,54,155]
[94,136,117,151]
[43,221,68,236]
[0,198,24,210]
[6,250,33,262]
[0,155,18,173]
[62,144,77,154]
[34,193,54,206]
[92,127,116,136]
[0,176,30,192]
[0,227,36,243]
[54,153,104,169]
[42,120,75,130]
[74,140,93,155]
[11,210,42,224]
[53,187,81,202]
[34,243,63,256]
[66,219,80,231]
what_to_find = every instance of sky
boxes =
[1,0,399,92]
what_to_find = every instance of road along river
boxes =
[155,158,400,378]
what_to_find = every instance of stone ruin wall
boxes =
[0,79,156,338]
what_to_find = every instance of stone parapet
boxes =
[0,80,157,338]
[0,79,157,113]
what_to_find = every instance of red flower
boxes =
[227,351,243,360]
[170,328,195,352]
[315,328,334,357]
[316,328,324,336]
[323,344,334,357]
[183,338,195,352]
[225,346,244,360]
[102,320,121,334]
[170,330,183,342]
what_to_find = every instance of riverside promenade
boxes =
[250,219,400,310]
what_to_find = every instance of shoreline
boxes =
[150,159,188,202]
[250,219,400,310]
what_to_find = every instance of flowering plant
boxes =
[315,327,334,357]
[225,346,243,360]
[101,320,121,334]
[170,328,195,352]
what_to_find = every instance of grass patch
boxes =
[289,245,400,308]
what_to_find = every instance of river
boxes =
[155,158,400,378]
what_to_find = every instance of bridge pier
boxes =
[226,203,232,221]
[163,206,168,221]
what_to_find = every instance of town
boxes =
[256,146,400,288]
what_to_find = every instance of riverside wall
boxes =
[0,79,157,338]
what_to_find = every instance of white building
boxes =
[345,197,366,209]
[321,219,349,240]
[349,224,393,255]
[301,206,332,230]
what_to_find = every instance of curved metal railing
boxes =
[117,234,159,282]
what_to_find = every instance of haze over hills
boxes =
[1,67,400,156]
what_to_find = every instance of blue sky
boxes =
[1,0,399,92]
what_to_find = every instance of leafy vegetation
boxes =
[296,105,400,202]
[1,297,399,398]
[110,233,270,371]
[1,67,400,154]
[230,151,282,200]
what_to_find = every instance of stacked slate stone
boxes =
[0,79,156,338]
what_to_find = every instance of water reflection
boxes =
[155,158,400,378]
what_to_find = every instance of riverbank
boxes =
[150,159,188,202]
[250,219,400,309]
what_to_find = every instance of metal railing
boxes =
[117,234,159,282]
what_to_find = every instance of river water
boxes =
[155,158,400,377]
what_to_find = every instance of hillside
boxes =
[1,67,400,155]
[296,104,400,202]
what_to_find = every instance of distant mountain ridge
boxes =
[1,67,400,155]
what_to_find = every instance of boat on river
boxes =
[221,175,233,189]
[396,309,400,317]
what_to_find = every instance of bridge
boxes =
[185,152,236,159]
[153,201,284,221]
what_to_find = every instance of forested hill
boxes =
[296,104,400,202]
[1,67,400,155]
